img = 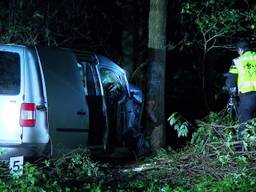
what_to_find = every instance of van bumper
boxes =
[0,143,49,161]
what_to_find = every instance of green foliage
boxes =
[0,149,104,191]
[0,3,53,45]
[180,0,256,50]
[168,112,191,138]
[1,112,256,191]
[0,25,39,45]
[52,149,101,182]
[195,9,245,34]
[144,147,175,163]
[184,174,256,192]
[0,162,62,192]
[191,112,237,153]
[165,111,256,183]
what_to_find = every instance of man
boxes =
[226,40,256,142]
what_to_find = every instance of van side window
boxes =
[0,51,20,95]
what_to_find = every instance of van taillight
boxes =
[19,103,36,127]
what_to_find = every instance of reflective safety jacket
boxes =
[229,51,256,93]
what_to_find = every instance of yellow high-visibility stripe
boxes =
[237,56,256,61]
[238,81,256,91]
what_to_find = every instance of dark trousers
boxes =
[237,92,256,138]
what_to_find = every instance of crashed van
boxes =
[0,44,144,160]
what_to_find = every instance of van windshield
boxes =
[0,51,20,95]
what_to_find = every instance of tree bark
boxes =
[146,0,167,150]
[9,0,17,26]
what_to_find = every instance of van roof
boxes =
[0,44,126,75]
[2,43,28,47]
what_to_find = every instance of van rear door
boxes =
[0,46,23,144]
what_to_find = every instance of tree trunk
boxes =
[9,0,17,26]
[146,0,167,150]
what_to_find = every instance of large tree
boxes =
[145,0,167,150]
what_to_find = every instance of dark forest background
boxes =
[2,0,256,148]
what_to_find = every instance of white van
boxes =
[0,44,144,160]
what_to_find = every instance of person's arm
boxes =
[225,62,238,89]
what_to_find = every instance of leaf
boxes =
[169,117,177,126]
[174,124,180,131]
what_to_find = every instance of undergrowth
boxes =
[0,111,256,191]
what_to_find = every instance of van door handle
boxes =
[77,111,86,115]
[36,104,47,111]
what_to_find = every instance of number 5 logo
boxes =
[9,156,24,175]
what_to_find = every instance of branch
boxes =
[205,32,226,52]
[196,120,239,129]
